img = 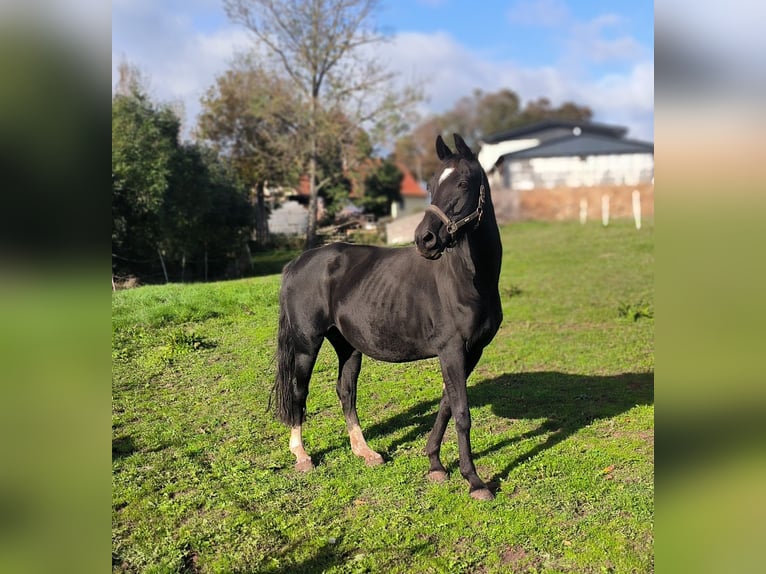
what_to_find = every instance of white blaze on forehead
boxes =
[438,167,455,186]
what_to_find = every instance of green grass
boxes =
[113,220,654,573]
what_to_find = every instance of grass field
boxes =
[112,220,654,573]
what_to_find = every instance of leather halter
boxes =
[426,184,485,239]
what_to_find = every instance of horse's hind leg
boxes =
[327,328,383,467]
[289,346,321,472]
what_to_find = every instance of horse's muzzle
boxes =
[415,227,444,259]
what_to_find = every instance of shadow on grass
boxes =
[237,537,430,574]
[360,371,653,485]
[112,435,137,460]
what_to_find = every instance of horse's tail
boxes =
[269,293,300,427]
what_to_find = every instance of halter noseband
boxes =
[425,184,485,239]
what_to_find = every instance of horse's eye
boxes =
[458,181,468,190]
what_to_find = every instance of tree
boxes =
[197,59,303,245]
[518,97,592,126]
[476,89,522,137]
[113,71,252,282]
[162,143,252,281]
[360,160,402,218]
[314,111,374,222]
[112,83,179,271]
[393,116,441,184]
[224,0,420,249]
[191,148,253,280]
[395,88,592,178]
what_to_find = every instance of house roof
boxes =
[399,165,427,197]
[500,132,654,160]
[295,163,427,199]
[482,119,628,144]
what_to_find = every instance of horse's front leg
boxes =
[439,346,493,500]
[425,385,451,482]
[426,348,483,483]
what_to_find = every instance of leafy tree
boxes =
[393,117,441,186]
[476,89,522,137]
[112,85,179,272]
[113,72,252,282]
[518,96,592,126]
[163,143,252,281]
[322,178,354,222]
[192,148,253,280]
[395,88,592,177]
[314,111,374,222]
[360,160,402,218]
[224,0,421,249]
[197,59,303,245]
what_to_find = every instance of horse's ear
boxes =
[436,134,452,160]
[453,134,475,159]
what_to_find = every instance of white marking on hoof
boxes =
[428,470,448,482]
[294,458,314,473]
[290,426,313,472]
[470,488,495,501]
[364,453,384,467]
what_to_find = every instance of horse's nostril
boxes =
[422,230,436,247]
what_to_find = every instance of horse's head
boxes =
[415,133,487,260]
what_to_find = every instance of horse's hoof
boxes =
[470,488,495,501]
[294,459,314,472]
[365,454,384,467]
[427,470,448,483]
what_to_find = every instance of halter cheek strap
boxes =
[426,184,485,238]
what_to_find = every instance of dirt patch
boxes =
[499,544,548,572]
[501,545,528,565]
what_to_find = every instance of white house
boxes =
[479,120,654,221]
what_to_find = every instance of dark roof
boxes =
[501,133,654,160]
[482,119,628,144]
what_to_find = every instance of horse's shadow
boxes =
[359,371,653,485]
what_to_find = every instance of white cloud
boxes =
[507,0,570,28]
[572,61,655,140]
[567,13,647,64]
[112,5,653,142]
[377,32,495,113]
[381,32,654,140]
[112,3,253,137]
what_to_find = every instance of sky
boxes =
[112,0,654,142]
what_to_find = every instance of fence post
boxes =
[157,247,169,284]
[601,195,610,227]
[632,189,642,230]
[579,198,588,225]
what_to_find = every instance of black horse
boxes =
[271,134,502,499]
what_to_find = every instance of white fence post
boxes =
[601,194,610,227]
[632,189,642,230]
[579,198,588,224]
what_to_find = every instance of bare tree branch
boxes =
[223,0,422,248]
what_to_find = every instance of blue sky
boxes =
[112,0,654,141]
